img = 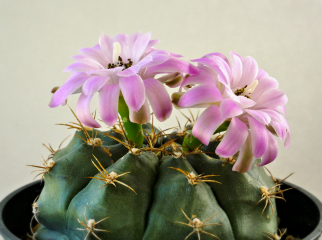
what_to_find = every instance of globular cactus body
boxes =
[187,155,278,239]
[36,130,128,232]
[33,125,280,240]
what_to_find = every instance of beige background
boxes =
[1,0,322,239]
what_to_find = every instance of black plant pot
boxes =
[0,180,321,240]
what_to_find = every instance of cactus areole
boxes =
[26,32,294,239]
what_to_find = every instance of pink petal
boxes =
[222,86,241,103]
[118,50,170,77]
[220,98,243,119]
[215,117,249,157]
[144,78,172,122]
[64,62,98,72]
[270,121,286,142]
[248,117,268,158]
[230,52,243,88]
[129,99,151,124]
[145,58,200,75]
[232,133,253,173]
[49,73,90,107]
[245,109,271,125]
[170,52,183,58]
[279,114,291,148]
[113,34,129,58]
[71,55,103,68]
[82,76,109,96]
[99,84,120,126]
[180,72,216,91]
[132,32,151,63]
[146,39,161,51]
[258,131,278,166]
[209,56,232,85]
[255,89,288,109]
[202,52,231,67]
[192,58,230,86]
[119,75,145,112]
[257,69,269,79]
[251,76,278,100]
[77,93,101,128]
[99,33,113,62]
[78,48,109,66]
[192,105,224,145]
[238,56,258,87]
[235,96,256,108]
[275,105,286,115]
[178,85,222,108]
[259,109,287,142]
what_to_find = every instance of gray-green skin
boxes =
[143,155,235,240]
[36,129,128,233]
[34,127,278,240]
[186,154,278,240]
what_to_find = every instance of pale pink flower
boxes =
[49,32,198,128]
[177,52,290,172]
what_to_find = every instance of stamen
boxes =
[234,80,258,99]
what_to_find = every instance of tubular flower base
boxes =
[177,52,290,172]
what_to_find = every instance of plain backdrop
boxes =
[1,0,322,239]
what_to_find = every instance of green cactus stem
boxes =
[118,96,144,148]
[182,121,230,152]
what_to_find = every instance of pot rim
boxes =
[0,180,40,239]
[0,180,321,240]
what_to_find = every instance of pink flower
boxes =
[49,32,198,128]
[177,52,290,172]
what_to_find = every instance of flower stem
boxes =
[182,121,230,152]
[118,97,144,148]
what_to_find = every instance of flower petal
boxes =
[230,52,243,88]
[144,78,172,122]
[146,39,160,51]
[180,71,216,91]
[192,105,224,145]
[192,58,230,86]
[119,75,145,112]
[235,96,256,108]
[64,62,98,72]
[258,130,278,166]
[49,73,90,107]
[99,33,113,62]
[248,117,268,158]
[146,58,200,75]
[238,56,258,87]
[178,85,222,108]
[71,55,103,68]
[257,69,269,79]
[82,76,109,96]
[215,117,248,157]
[129,99,151,124]
[78,48,109,67]
[220,98,243,119]
[255,89,288,109]
[251,76,278,100]
[132,32,151,63]
[202,52,231,67]
[245,109,271,125]
[99,84,120,126]
[77,93,101,128]
[232,133,253,173]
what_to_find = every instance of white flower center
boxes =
[113,42,122,64]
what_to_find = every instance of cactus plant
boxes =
[26,31,292,239]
